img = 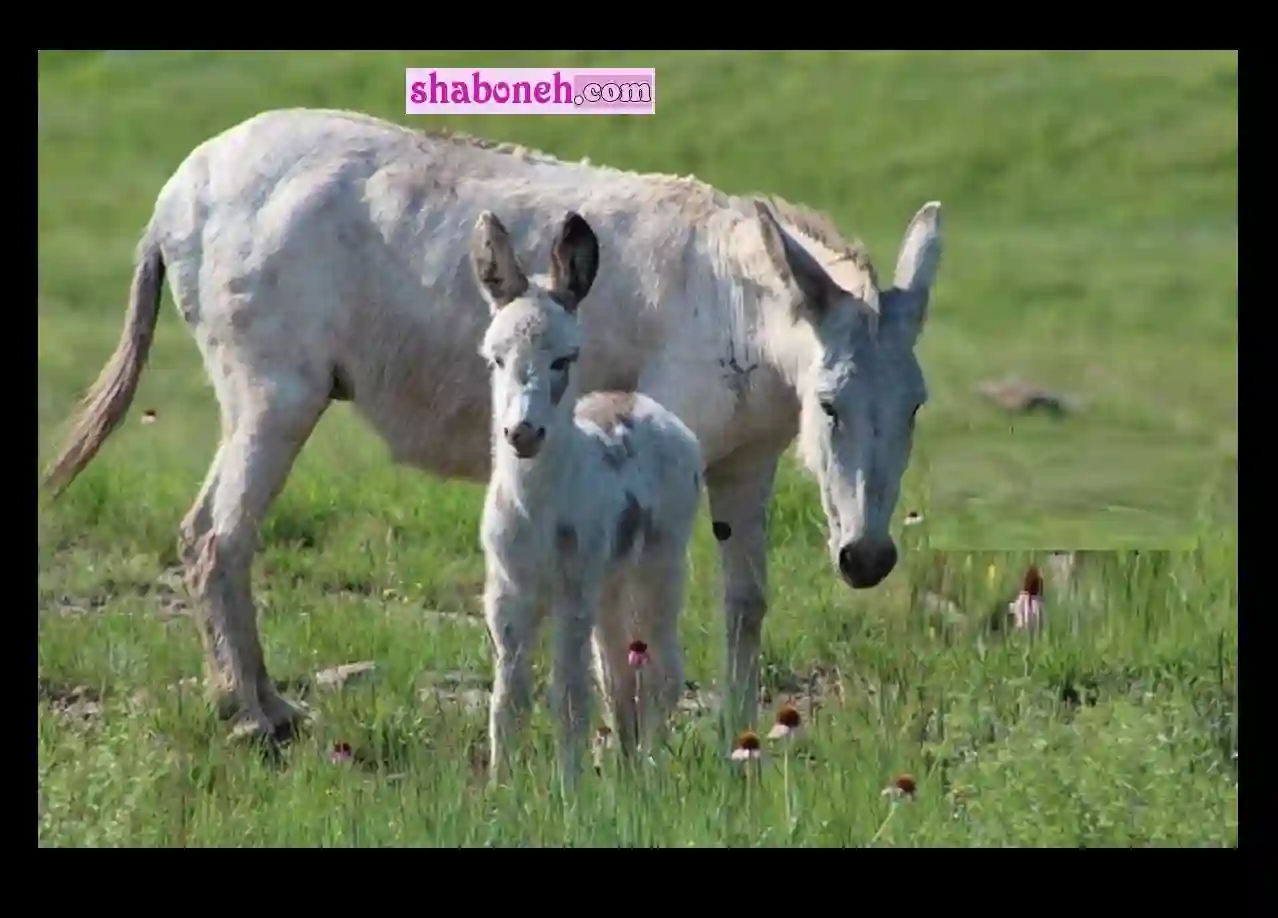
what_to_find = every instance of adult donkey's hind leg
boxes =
[179,441,230,712]
[706,450,781,742]
[180,371,328,741]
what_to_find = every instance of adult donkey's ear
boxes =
[886,201,943,338]
[549,211,600,313]
[471,211,530,310]
[753,198,837,325]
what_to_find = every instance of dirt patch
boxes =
[670,665,846,730]
[918,590,967,623]
[761,664,847,711]
[323,588,487,629]
[39,565,190,620]
[37,679,103,721]
[41,567,488,629]
[417,669,492,715]
[676,681,720,718]
[976,376,1080,417]
[313,660,379,691]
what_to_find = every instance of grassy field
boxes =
[39,545,1237,846]
[38,52,1238,846]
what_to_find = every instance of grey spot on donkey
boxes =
[612,491,648,560]
[549,364,572,406]
[555,522,578,555]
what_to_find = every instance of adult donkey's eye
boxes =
[550,356,571,372]
[819,401,838,423]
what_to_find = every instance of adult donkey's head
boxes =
[752,198,942,589]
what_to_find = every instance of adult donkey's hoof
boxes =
[226,694,314,749]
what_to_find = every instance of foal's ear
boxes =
[549,211,600,313]
[471,211,530,310]
[753,198,836,325]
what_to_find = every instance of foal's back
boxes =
[573,390,703,566]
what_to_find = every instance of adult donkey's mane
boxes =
[756,195,879,289]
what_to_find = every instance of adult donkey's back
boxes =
[41,108,943,744]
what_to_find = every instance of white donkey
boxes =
[40,108,943,745]
[472,209,702,783]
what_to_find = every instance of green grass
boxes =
[39,542,1237,846]
[38,52,1238,846]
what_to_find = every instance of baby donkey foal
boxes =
[472,210,704,786]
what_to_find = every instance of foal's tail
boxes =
[41,230,166,499]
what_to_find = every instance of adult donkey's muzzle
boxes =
[505,421,546,458]
[838,537,898,589]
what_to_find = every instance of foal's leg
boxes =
[551,574,603,789]
[182,375,328,741]
[706,451,781,741]
[631,549,689,754]
[484,572,543,784]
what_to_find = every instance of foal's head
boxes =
[471,210,601,460]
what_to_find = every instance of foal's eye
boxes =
[492,356,505,370]
[550,356,571,372]
[819,401,838,423]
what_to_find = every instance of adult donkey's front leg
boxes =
[706,450,780,741]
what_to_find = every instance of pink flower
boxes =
[767,703,803,740]
[1009,564,1045,630]
[627,640,649,669]
[881,773,918,800]
[729,730,762,761]
[330,742,353,764]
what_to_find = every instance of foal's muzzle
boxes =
[505,421,546,458]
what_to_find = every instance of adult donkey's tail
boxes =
[41,231,166,498]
